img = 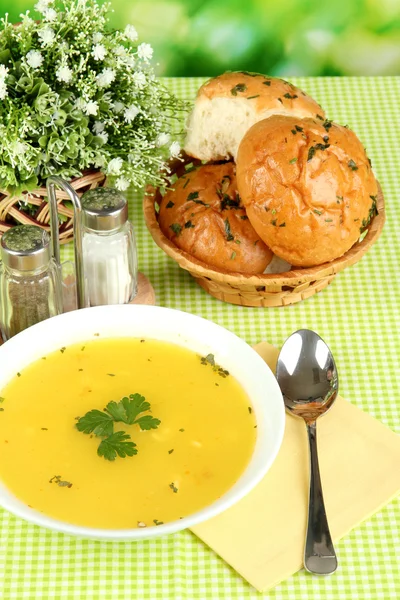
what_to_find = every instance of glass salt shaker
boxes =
[0,225,63,341]
[80,188,138,306]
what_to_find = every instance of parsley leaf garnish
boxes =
[187,191,199,201]
[105,394,154,426]
[230,83,247,96]
[348,159,358,171]
[170,223,182,236]
[307,143,330,162]
[200,353,230,378]
[166,200,174,209]
[49,475,72,488]
[192,199,209,207]
[224,218,234,241]
[97,431,137,461]
[76,394,160,460]
[76,409,114,437]
[221,194,240,211]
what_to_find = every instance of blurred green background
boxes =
[2,0,400,76]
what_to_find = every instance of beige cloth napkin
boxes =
[191,341,400,592]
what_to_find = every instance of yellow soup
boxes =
[0,338,256,529]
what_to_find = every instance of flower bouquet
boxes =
[0,0,185,241]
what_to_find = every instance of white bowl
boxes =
[0,305,284,540]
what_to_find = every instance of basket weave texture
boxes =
[0,170,106,244]
[143,158,385,308]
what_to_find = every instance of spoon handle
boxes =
[304,420,338,575]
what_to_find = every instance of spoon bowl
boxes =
[277,329,339,423]
[276,329,338,576]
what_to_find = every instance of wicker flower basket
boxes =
[0,170,106,244]
[143,156,386,307]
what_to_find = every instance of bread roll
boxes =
[184,72,325,162]
[236,115,378,267]
[158,163,273,274]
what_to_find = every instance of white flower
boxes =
[94,154,106,168]
[93,121,105,134]
[12,141,26,154]
[96,68,116,88]
[0,65,9,82]
[26,50,44,69]
[74,97,86,110]
[92,32,103,44]
[107,157,123,176]
[169,141,181,158]
[38,27,55,46]
[0,82,8,100]
[156,132,170,147]
[137,42,153,62]
[43,7,57,21]
[97,131,109,144]
[124,24,138,42]
[34,0,53,13]
[112,101,124,114]
[133,71,146,88]
[114,45,126,57]
[19,11,35,27]
[92,44,107,61]
[124,104,139,123]
[84,100,99,116]
[124,55,136,68]
[115,177,130,191]
[55,65,73,83]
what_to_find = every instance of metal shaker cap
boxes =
[1,225,51,271]
[81,187,128,232]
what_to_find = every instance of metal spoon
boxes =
[276,329,338,575]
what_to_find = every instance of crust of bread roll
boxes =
[184,72,325,162]
[158,162,273,274]
[236,115,379,267]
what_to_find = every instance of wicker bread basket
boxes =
[143,156,385,307]
[0,170,106,244]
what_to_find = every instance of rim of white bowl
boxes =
[0,305,285,540]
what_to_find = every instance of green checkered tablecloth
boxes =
[1,76,399,599]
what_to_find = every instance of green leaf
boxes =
[230,83,247,96]
[170,223,182,236]
[97,432,137,461]
[123,394,151,424]
[134,415,161,430]
[224,218,234,241]
[75,409,114,437]
[105,394,151,425]
[0,49,11,64]
[104,400,127,422]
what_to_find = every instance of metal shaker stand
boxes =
[46,177,155,312]
[46,176,87,310]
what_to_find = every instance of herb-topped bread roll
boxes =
[184,72,325,162]
[236,115,379,267]
[158,162,273,274]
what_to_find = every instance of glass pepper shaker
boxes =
[0,225,63,341]
[80,187,138,306]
